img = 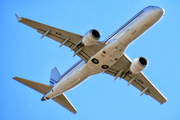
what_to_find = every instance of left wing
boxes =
[15,14,105,62]
[105,54,167,104]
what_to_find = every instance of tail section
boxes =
[52,94,77,114]
[13,77,77,114]
[50,67,61,86]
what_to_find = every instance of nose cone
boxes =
[153,6,165,16]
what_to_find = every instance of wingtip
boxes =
[162,98,168,104]
[15,14,23,22]
[13,76,20,81]
[12,76,17,80]
[72,110,77,114]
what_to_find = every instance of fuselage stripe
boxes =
[56,60,83,83]
[104,10,144,43]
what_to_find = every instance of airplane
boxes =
[14,6,167,114]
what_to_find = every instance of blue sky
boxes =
[1,0,180,119]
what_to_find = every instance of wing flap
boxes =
[37,29,82,47]
[125,73,167,104]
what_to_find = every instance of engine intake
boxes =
[82,29,101,46]
[130,57,148,74]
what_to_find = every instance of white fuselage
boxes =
[43,6,164,100]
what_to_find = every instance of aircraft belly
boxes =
[79,41,126,76]
[80,9,162,76]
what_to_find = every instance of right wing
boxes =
[105,54,167,104]
[15,14,105,62]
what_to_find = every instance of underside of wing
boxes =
[15,14,105,62]
[105,54,167,104]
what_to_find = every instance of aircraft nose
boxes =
[152,6,165,16]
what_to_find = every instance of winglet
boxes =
[15,14,23,22]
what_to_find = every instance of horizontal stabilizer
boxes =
[13,77,77,114]
[13,77,52,95]
[52,94,77,114]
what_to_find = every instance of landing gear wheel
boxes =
[92,58,99,64]
[101,65,109,69]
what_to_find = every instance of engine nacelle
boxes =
[130,57,148,74]
[82,29,101,46]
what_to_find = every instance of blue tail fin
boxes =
[50,67,61,86]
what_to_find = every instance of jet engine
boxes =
[82,29,101,46]
[130,57,148,74]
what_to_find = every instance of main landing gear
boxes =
[91,58,99,64]
[101,65,109,69]
[91,58,109,69]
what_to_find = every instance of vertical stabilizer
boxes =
[50,67,61,86]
